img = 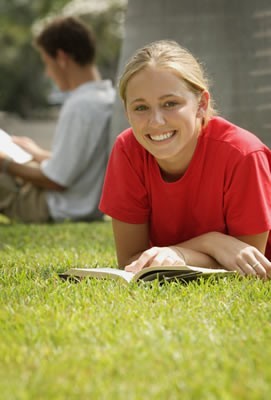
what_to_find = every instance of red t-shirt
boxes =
[100,117,271,260]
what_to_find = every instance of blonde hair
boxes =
[119,40,216,125]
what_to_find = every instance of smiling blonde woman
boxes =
[99,40,271,279]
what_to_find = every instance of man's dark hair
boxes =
[35,16,96,65]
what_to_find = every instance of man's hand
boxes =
[0,152,10,172]
[0,155,65,191]
[12,136,51,162]
[0,150,8,160]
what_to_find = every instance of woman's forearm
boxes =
[170,245,222,269]
[177,232,271,279]
[176,232,217,254]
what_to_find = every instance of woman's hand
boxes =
[124,246,186,273]
[200,232,271,279]
[215,239,271,279]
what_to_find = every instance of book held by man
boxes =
[0,128,32,164]
[58,265,235,284]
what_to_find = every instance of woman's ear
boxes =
[196,91,210,117]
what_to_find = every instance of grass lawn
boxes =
[0,218,270,400]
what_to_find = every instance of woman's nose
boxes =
[148,109,165,126]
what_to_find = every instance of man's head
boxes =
[35,16,96,66]
[34,17,96,90]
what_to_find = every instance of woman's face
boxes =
[125,65,208,176]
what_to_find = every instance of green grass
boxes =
[0,218,271,400]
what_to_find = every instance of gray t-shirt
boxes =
[41,80,115,221]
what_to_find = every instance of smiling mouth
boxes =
[148,130,176,142]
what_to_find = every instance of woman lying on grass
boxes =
[99,40,271,279]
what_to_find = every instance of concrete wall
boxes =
[0,112,56,149]
[110,0,271,147]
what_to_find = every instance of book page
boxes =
[59,267,135,283]
[0,128,32,164]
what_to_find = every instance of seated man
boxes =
[0,16,115,222]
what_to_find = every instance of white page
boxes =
[0,128,32,163]
[66,267,135,283]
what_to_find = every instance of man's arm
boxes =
[0,156,65,191]
[11,136,51,163]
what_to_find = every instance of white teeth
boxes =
[150,131,175,142]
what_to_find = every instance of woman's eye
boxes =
[164,101,177,108]
[135,105,148,111]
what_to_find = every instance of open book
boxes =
[58,265,235,284]
[0,128,32,163]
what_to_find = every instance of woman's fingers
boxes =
[236,249,271,279]
[124,260,138,272]
[251,262,267,279]
[124,247,158,272]
[238,262,257,277]
[257,253,271,277]
[149,252,184,267]
[124,247,186,272]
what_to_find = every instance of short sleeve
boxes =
[99,133,150,223]
[224,150,271,236]
[41,93,111,187]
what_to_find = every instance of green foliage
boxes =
[0,220,271,399]
[0,0,123,117]
[0,0,71,117]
